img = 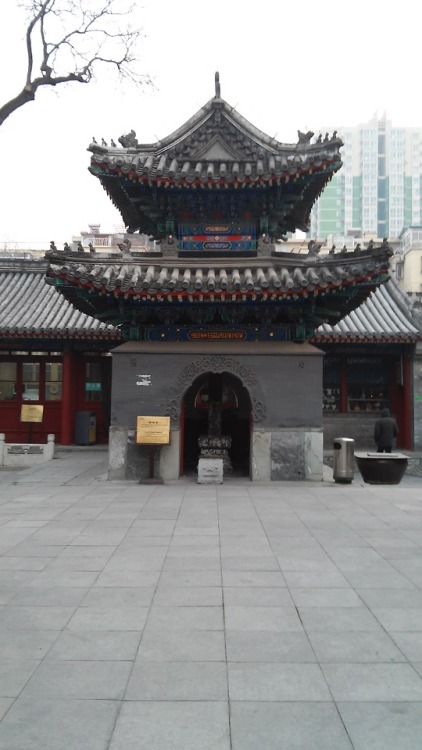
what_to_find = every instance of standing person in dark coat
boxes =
[374,408,399,453]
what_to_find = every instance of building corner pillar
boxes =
[61,348,74,445]
[402,353,412,450]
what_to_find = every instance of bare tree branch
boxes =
[0,0,151,127]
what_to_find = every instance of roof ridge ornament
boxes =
[215,71,221,100]
[297,130,314,145]
[118,129,138,148]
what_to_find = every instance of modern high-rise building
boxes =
[310,115,422,240]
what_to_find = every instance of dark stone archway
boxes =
[181,371,252,476]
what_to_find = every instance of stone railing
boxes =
[0,434,55,467]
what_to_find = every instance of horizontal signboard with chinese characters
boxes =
[144,326,292,342]
[188,331,246,340]
[179,222,256,253]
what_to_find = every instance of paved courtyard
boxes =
[0,449,422,749]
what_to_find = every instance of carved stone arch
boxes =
[178,356,258,387]
[165,355,266,423]
[251,398,267,423]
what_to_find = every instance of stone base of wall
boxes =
[270,429,323,481]
[109,426,323,482]
[108,426,180,481]
[252,429,323,481]
[0,434,55,467]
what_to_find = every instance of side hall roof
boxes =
[0,261,120,340]
[312,280,422,343]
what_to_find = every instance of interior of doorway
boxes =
[181,371,251,477]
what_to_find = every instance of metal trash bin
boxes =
[75,411,96,446]
[333,437,355,483]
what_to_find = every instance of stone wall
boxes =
[108,341,324,481]
[323,414,380,451]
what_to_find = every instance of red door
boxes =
[0,356,63,442]
[0,353,112,445]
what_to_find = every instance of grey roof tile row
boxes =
[48,255,387,296]
[1,264,420,343]
[89,95,342,185]
[90,149,340,184]
[314,281,421,341]
[0,270,119,338]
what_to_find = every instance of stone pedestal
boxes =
[198,458,223,484]
[198,435,232,473]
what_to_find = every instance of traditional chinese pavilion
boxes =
[46,74,395,480]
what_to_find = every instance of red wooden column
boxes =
[60,347,74,445]
[402,354,412,450]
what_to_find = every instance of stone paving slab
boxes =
[0,449,422,748]
[337,702,422,750]
[230,702,354,750]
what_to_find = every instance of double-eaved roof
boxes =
[0,261,119,340]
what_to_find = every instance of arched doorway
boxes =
[181,372,252,477]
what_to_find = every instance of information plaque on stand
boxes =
[136,416,170,445]
[20,405,44,443]
[136,416,170,483]
[20,405,44,423]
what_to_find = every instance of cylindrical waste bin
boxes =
[333,437,355,483]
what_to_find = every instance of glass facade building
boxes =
[310,116,422,240]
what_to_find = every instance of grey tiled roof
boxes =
[0,263,119,339]
[89,97,342,187]
[2,261,418,344]
[312,280,422,342]
[88,92,342,236]
[46,244,392,298]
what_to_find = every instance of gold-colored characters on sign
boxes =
[136,416,170,445]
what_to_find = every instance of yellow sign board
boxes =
[20,405,44,423]
[136,416,170,445]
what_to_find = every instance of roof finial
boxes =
[215,71,221,99]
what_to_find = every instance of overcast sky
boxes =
[0,0,420,248]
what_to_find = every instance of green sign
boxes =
[86,382,102,392]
